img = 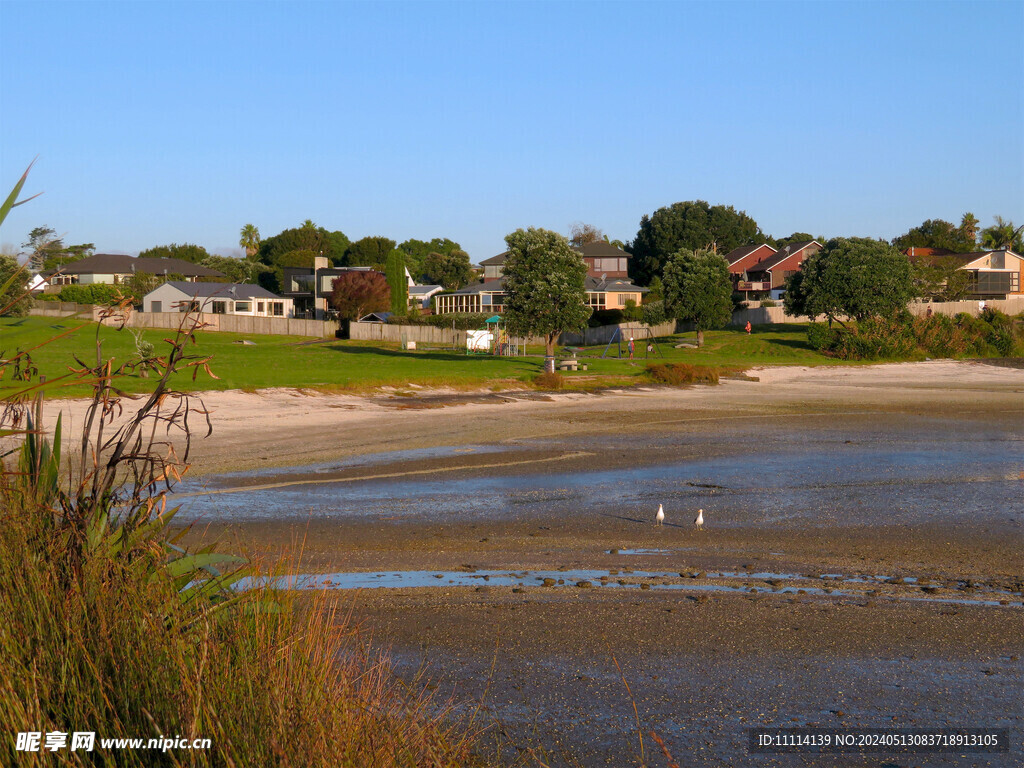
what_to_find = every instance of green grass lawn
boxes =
[1,317,848,397]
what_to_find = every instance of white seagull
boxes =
[655,504,665,526]
[694,508,704,530]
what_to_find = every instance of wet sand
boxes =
[124,361,1024,765]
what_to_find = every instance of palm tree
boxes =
[981,216,1023,251]
[239,223,260,259]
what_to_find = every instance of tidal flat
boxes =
[170,361,1023,766]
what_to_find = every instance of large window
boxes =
[272,302,284,316]
[235,301,251,312]
[971,271,1018,295]
[211,301,227,314]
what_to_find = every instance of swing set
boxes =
[600,325,664,360]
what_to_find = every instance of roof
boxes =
[584,276,648,293]
[908,249,1020,268]
[577,241,631,258]
[359,311,393,322]
[409,285,443,295]
[747,241,822,273]
[47,253,224,277]
[479,252,508,266]
[153,281,281,299]
[723,243,776,266]
[450,279,506,295]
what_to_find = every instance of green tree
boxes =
[893,217,976,253]
[630,200,765,285]
[330,270,390,322]
[397,237,462,280]
[774,232,820,250]
[346,236,397,268]
[910,256,973,301]
[422,249,473,290]
[385,250,408,315]
[258,222,349,266]
[42,242,94,271]
[138,243,210,264]
[239,224,260,259]
[502,227,591,373]
[0,254,31,316]
[980,216,1023,251]
[200,255,272,284]
[22,226,64,271]
[785,237,913,327]
[661,249,733,347]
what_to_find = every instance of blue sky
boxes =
[1,0,1021,262]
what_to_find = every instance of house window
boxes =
[235,301,251,312]
[257,302,265,313]
[183,300,201,313]
[272,302,284,316]
[211,301,227,314]
[151,301,162,313]
[618,293,637,306]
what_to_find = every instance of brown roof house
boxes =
[730,241,822,299]
[44,253,223,289]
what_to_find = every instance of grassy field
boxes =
[1,316,848,397]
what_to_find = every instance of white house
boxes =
[142,282,293,317]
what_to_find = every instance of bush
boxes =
[532,371,564,390]
[645,363,720,385]
[760,298,777,307]
[58,283,128,305]
[642,300,667,326]
[805,322,839,352]
[805,308,1024,360]
[420,313,491,330]
[589,308,625,327]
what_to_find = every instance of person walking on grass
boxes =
[744,321,752,334]
[628,336,635,359]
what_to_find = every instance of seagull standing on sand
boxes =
[655,504,665,526]
[694,508,704,530]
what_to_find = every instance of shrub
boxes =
[642,300,666,326]
[532,371,564,390]
[58,283,126,305]
[421,313,491,330]
[760,298,777,307]
[645,363,720,385]
[589,308,625,327]
[805,322,838,352]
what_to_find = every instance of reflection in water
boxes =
[176,424,1023,528]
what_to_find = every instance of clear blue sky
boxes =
[1,0,1021,262]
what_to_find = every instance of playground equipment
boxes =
[600,325,663,359]
[466,316,527,356]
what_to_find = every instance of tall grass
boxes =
[0,300,482,766]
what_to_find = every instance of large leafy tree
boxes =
[892,214,978,253]
[910,256,973,301]
[630,200,765,285]
[258,221,349,266]
[239,224,260,258]
[661,249,733,347]
[785,238,913,326]
[422,249,473,289]
[345,236,396,268]
[397,237,462,281]
[980,216,1023,251]
[503,227,591,373]
[330,271,390,322]
[138,243,210,263]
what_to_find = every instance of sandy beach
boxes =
[48,360,1024,765]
